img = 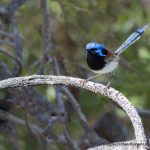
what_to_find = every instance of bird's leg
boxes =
[86,73,101,81]
[106,72,114,88]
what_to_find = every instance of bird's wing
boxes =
[114,24,149,55]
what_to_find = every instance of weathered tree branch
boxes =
[0,75,148,149]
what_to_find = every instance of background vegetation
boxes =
[0,0,150,149]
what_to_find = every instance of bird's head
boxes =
[85,42,108,57]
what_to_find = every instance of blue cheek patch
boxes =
[95,49,106,57]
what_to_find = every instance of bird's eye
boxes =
[102,49,108,55]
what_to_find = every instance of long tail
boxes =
[114,24,149,55]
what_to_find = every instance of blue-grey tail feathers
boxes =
[114,24,149,55]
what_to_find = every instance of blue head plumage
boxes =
[85,42,107,57]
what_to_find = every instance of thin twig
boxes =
[11,16,23,76]
[6,0,28,15]
[0,48,22,75]
[0,39,15,47]
[64,126,79,150]
[137,108,150,118]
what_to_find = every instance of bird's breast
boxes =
[93,61,118,74]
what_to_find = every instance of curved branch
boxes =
[0,75,147,147]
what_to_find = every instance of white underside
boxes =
[92,61,118,74]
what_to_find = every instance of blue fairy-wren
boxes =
[85,24,149,81]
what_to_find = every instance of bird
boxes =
[85,24,149,85]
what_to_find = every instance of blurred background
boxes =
[0,0,150,149]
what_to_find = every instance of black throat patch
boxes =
[86,52,106,70]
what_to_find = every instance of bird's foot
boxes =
[103,81,111,93]
[106,81,111,88]
[85,76,93,82]
[86,74,101,82]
